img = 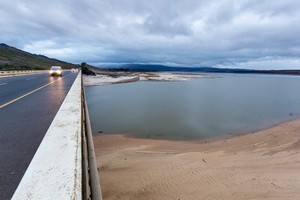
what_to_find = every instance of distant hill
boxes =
[0,43,77,70]
[98,63,300,75]
[97,63,242,72]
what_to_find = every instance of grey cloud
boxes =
[143,14,192,37]
[0,0,300,69]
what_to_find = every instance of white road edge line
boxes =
[25,77,37,80]
[0,83,7,86]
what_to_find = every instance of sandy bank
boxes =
[83,75,139,86]
[94,119,300,200]
[83,72,210,86]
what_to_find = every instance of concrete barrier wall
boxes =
[12,72,82,200]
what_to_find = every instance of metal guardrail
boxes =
[82,75,103,200]
[0,70,48,77]
[0,70,71,77]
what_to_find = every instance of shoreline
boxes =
[83,72,213,86]
[92,114,300,143]
[88,72,300,199]
[94,118,300,200]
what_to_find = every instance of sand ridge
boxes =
[94,119,300,200]
[83,72,211,86]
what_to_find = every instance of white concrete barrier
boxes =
[12,72,82,200]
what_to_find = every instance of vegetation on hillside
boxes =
[81,62,96,75]
[0,43,77,70]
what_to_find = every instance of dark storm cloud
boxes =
[0,0,300,69]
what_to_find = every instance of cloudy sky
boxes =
[1,0,300,69]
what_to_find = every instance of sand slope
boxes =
[94,120,300,200]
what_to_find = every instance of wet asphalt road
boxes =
[0,71,78,200]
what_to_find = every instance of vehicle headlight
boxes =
[49,70,53,74]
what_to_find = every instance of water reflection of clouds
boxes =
[86,75,300,139]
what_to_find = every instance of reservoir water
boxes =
[85,73,300,140]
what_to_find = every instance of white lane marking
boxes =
[0,83,8,86]
[26,77,37,81]
[0,73,73,109]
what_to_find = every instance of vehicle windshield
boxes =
[51,67,61,70]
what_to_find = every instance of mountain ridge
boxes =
[0,43,77,70]
[96,63,300,75]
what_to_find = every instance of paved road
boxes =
[0,71,78,200]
